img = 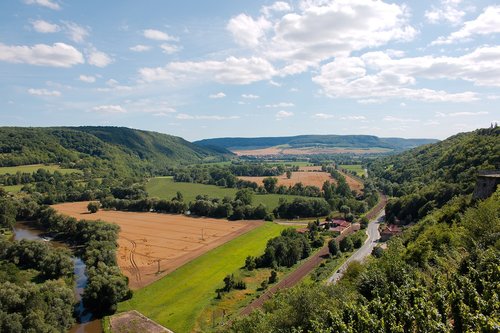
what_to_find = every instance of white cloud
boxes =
[313,113,335,119]
[143,29,178,41]
[28,88,61,96]
[227,14,271,47]
[247,0,418,74]
[130,44,151,52]
[311,45,500,102]
[209,92,226,99]
[436,111,489,117]
[276,110,293,119]
[341,115,366,120]
[431,6,500,45]
[241,94,259,99]
[63,22,89,43]
[96,79,132,92]
[91,105,126,113]
[31,20,60,33]
[425,0,466,25]
[79,75,95,83]
[139,56,276,85]
[0,42,84,67]
[160,43,181,54]
[176,113,239,120]
[87,48,113,67]
[24,0,60,10]
[261,2,292,17]
[265,102,294,108]
[269,80,282,87]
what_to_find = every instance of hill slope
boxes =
[195,134,438,153]
[0,126,230,175]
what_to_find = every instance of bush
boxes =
[339,237,353,252]
[328,239,340,256]
[87,201,100,213]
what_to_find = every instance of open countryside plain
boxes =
[118,223,288,333]
[147,177,309,210]
[52,201,262,289]
[238,166,335,188]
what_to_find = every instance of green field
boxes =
[118,223,288,333]
[339,164,366,177]
[1,184,23,193]
[146,177,309,211]
[0,164,81,175]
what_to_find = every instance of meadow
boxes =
[117,223,288,333]
[146,177,309,211]
[339,164,366,177]
[0,164,81,175]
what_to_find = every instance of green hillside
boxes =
[195,134,438,152]
[0,127,230,176]
[369,126,499,222]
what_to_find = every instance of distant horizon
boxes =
[1,1,498,141]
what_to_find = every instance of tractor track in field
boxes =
[123,237,141,284]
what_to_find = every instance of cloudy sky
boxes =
[1,0,499,140]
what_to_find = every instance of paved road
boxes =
[326,208,385,284]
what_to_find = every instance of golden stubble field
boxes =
[52,202,262,289]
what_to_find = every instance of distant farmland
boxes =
[238,167,335,188]
[146,177,311,211]
[0,164,81,175]
[340,164,366,177]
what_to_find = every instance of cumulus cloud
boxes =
[31,19,60,33]
[241,94,259,99]
[87,48,113,67]
[160,43,181,54]
[28,88,61,96]
[0,42,84,67]
[425,0,466,25]
[24,0,60,10]
[63,22,89,43]
[261,1,292,17]
[79,75,95,83]
[276,110,293,119]
[227,14,272,47]
[91,105,126,113]
[209,92,226,99]
[143,29,178,41]
[436,111,489,117]
[431,6,500,45]
[313,113,335,119]
[139,56,276,85]
[311,45,500,102]
[383,116,419,123]
[130,44,151,52]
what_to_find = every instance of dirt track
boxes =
[52,202,262,289]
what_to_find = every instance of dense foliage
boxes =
[0,126,229,176]
[370,126,499,223]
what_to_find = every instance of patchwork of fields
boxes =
[0,164,81,175]
[118,223,288,333]
[238,166,335,188]
[52,201,262,289]
[146,177,310,210]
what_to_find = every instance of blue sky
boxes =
[1,0,499,141]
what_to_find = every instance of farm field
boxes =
[52,201,262,289]
[340,164,366,177]
[338,170,364,194]
[118,223,288,333]
[0,164,81,175]
[146,177,310,210]
[232,146,392,156]
[238,169,334,188]
[1,184,23,193]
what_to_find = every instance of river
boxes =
[13,222,103,333]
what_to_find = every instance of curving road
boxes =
[326,208,385,284]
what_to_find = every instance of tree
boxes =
[286,170,292,179]
[87,201,100,213]
[340,205,351,219]
[360,216,369,229]
[235,188,253,205]
[339,236,353,252]
[328,239,340,256]
[263,177,278,193]
[269,270,278,284]
[0,198,17,229]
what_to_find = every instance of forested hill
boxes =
[195,135,437,151]
[0,126,230,175]
[369,126,499,223]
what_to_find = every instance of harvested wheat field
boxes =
[52,201,262,289]
[238,170,335,188]
[339,170,364,194]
